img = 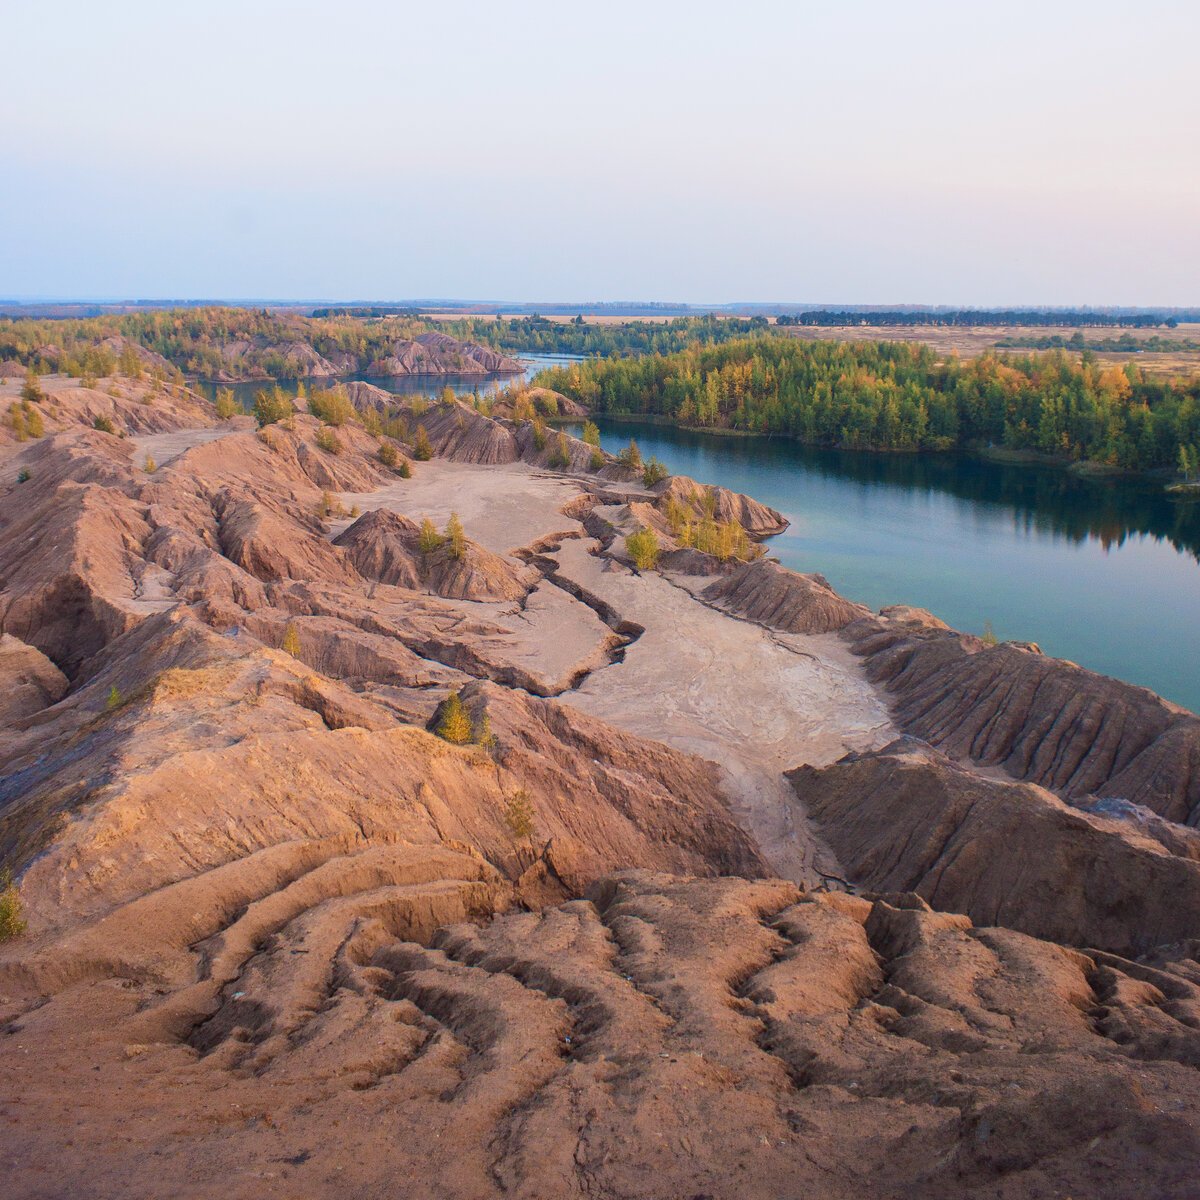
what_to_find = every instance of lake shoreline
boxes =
[572,409,1188,490]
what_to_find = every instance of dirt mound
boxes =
[789,737,1200,956]
[1,376,215,446]
[335,508,534,600]
[846,607,1200,822]
[0,634,68,723]
[704,558,871,632]
[3,870,1199,1198]
[412,400,520,464]
[654,473,789,536]
[369,332,523,376]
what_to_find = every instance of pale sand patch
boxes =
[334,457,898,882]
[131,424,245,466]
[335,460,586,558]
[549,539,897,885]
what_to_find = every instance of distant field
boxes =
[423,312,690,326]
[775,323,1200,378]
[422,312,1200,376]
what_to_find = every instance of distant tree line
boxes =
[535,336,1200,475]
[995,331,1200,353]
[775,310,1177,328]
[440,314,772,358]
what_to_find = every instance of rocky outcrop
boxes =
[217,495,359,586]
[1,376,216,446]
[653,473,789,537]
[334,508,534,601]
[703,559,870,633]
[524,385,588,417]
[0,634,68,723]
[412,400,520,464]
[789,737,1200,956]
[369,332,523,377]
[3,869,1200,1199]
[846,606,1200,823]
[97,336,178,377]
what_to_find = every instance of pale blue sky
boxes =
[3,0,1197,304]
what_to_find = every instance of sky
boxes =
[2,0,1197,306]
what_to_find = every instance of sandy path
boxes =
[132,424,244,466]
[548,540,897,885]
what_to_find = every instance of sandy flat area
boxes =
[335,459,897,884]
[335,460,585,558]
[132,424,244,465]
[548,539,896,884]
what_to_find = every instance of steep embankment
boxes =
[2,374,1200,1197]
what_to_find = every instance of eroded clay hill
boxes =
[2,373,1199,1197]
[4,870,1200,1199]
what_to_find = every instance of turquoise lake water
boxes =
[576,417,1200,714]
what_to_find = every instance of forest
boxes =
[534,336,1200,474]
[436,314,772,357]
[0,308,440,380]
[0,309,770,380]
[775,309,1181,328]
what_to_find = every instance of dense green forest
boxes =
[437,314,772,357]
[534,336,1200,474]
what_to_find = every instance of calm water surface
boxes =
[578,417,1200,714]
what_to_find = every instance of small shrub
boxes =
[504,789,537,864]
[445,512,466,560]
[315,427,342,455]
[413,424,433,461]
[472,709,497,750]
[309,386,355,427]
[981,620,999,646]
[105,684,122,710]
[0,870,26,942]
[440,385,456,406]
[397,458,412,479]
[582,420,601,447]
[377,440,399,468]
[532,419,547,452]
[253,387,292,428]
[547,432,571,470]
[626,526,660,570]
[20,368,42,403]
[281,623,302,657]
[143,454,157,474]
[512,392,535,423]
[618,438,642,469]
[7,403,28,441]
[93,414,117,435]
[418,517,444,554]
[23,401,44,438]
[17,467,30,484]
[214,388,238,420]
[436,691,472,744]
[642,456,669,487]
[589,448,605,472]
[317,490,345,518]
[350,504,361,518]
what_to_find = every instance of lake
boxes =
[193,353,577,410]
[573,417,1200,714]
